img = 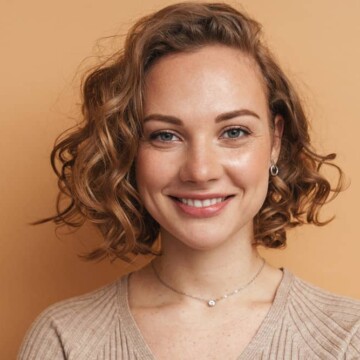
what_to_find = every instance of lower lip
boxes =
[171,197,233,218]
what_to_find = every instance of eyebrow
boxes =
[143,109,260,125]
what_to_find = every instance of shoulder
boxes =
[288,272,360,327]
[18,276,126,360]
[284,269,360,358]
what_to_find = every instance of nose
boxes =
[179,140,223,184]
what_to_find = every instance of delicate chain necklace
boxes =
[151,258,266,307]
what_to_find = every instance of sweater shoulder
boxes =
[284,272,360,357]
[19,277,124,360]
[289,274,360,327]
[41,277,121,323]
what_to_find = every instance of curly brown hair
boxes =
[41,2,343,261]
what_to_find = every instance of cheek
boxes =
[225,144,271,187]
[135,148,155,195]
[135,146,175,195]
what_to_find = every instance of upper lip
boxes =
[169,193,233,200]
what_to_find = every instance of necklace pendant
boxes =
[207,299,216,307]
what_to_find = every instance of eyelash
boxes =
[149,127,250,142]
[221,127,250,139]
[149,131,180,142]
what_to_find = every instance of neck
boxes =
[152,229,263,300]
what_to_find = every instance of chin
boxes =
[163,227,241,252]
[181,239,223,251]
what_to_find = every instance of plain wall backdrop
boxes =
[1,0,359,358]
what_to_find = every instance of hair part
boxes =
[39,2,344,261]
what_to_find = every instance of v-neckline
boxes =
[116,268,293,360]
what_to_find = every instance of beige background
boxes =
[1,0,360,358]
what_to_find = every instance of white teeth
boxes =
[203,199,211,207]
[179,197,225,208]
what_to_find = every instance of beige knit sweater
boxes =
[18,269,360,359]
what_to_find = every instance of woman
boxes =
[19,2,360,359]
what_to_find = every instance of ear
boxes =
[271,115,284,163]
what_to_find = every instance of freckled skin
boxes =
[136,45,282,251]
[131,45,284,360]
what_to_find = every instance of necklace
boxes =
[151,258,266,307]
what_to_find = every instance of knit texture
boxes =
[18,269,360,359]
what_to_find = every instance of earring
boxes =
[270,163,279,177]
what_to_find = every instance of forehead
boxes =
[143,45,269,120]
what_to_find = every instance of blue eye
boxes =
[222,128,247,139]
[151,131,180,142]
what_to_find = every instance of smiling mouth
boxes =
[170,196,234,208]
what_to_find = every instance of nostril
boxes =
[179,156,223,183]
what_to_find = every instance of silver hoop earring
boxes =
[270,163,279,177]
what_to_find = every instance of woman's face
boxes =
[136,45,282,250]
